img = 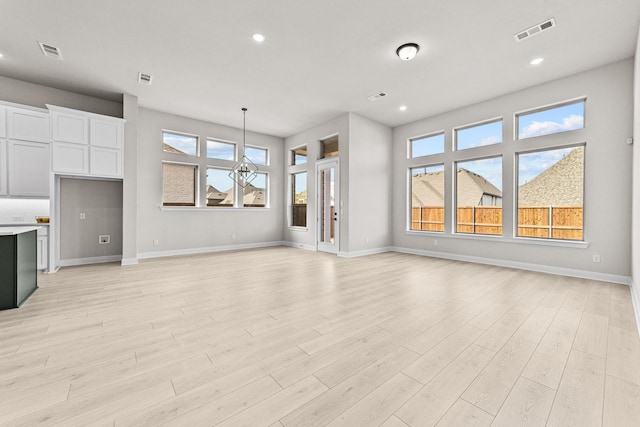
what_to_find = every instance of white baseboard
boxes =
[60,255,123,267]
[138,241,285,260]
[391,246,632,285]
[630,279,640,338]
[282,241,316,251]
[338,247,393,258]
[121,258,139,266]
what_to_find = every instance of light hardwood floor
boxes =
[1,247,639,426]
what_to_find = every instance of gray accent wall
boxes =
[632,29,640,306]
[392,59,634,279]
[60,178,123,261]
[0,75,122,117]
[136,108,284,255]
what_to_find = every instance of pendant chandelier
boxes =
[229,107,259,188]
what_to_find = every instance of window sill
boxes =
[289,226,308,232]
[160,206,271,212]
[405,230,589,249]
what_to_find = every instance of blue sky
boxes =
[457,120,502,150]
[207,140,235,160]
[412,133,444,157]
[458,157,503,190]
[293,172,307,196]
[519,101,584,139]
[207,169,267,192]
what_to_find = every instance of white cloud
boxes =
[520,114,584,139]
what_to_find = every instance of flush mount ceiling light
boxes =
[399,105,407,111]
[229,108,259,188]
[396,43,420,61]
[252,33,266,42]
[530,57,545,65]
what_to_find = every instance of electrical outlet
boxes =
[231,234,236,240]
[434,239,438,246]
[99,235,110,244]
[592,254,601,263]
[11,216,24,221]
[80,212,86,220]
[153,239,159,245]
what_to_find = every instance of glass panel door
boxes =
[317,159,339,254]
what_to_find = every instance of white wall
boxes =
[121,94,139,265]
[136,108,284,256]
[392,59,634,281]
[632,28,640,310]
[0,75,122,118]
[346,113,392,254]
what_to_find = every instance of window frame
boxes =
[206,137,237,161]
[290,171,308,228]
[408,131,445,159]
[454,117,503,151]
[515,97,586,141]
[454,155,503,237]
[409,163,445,232]
[162,130,199,157]
[161,161,198,207]
[515,143,585,242]
[245,144,269,166]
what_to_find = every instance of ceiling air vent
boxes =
[514,18,556,42]
[367,92,387,102]
[38,42,63,60]
[138,72,153,85]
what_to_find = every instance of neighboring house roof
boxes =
[206,184,226,202]
[518,146,584,206]
[162,143,187,155]
[221,183,266,205]
[412,169,502,207]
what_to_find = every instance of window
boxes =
[517,100,585,139]
[410,165,444,231]
[291,172,307,227]
[292,146,307,165]
[517,146,584,240]
[206,168,234,207]
[207,139,235,160]
[163,163,197,206]
[456,157,502,235]
[455,119,502,151]
[163,131,198,156]
[410,133,445,158]
[321,136,339,158]
[244,172,267,207]
[245,146,268,165]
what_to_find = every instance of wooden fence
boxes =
[412,206,583,240]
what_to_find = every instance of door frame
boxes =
[316,157,339,254]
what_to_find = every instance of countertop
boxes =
[0,227,40,236]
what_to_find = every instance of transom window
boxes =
[245,146,268,165]
[207,139,235,160]
[410,133,445,158]
[163,131,198,156]
[292,146,307,165]
[455,119,502,151]
[517,99,585,140]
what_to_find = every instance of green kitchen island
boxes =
[0,227,38,310]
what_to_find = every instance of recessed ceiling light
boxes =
[530,57,544,65]
[0,53,4,59]
[252,33,266,42]
[399,105,407,111]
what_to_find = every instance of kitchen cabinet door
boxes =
[8,140,50,197]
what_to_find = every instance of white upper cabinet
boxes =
[8,140,50,197]
[91,118,122,149]
[7,107,50,142]
[47,105,124,178]
[52,110,88,144]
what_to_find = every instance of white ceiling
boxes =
[1,0,639,138]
